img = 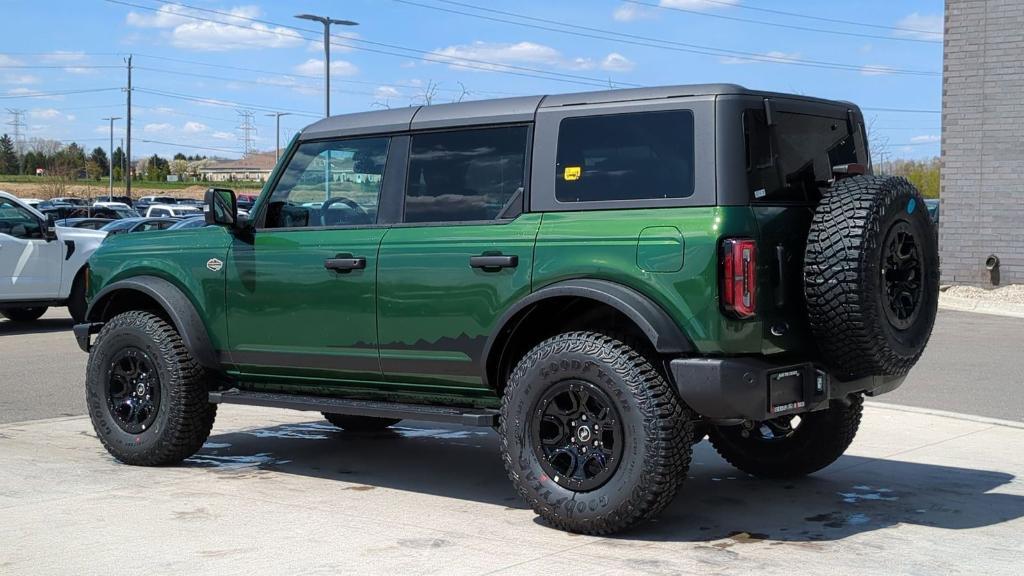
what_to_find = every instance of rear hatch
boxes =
[741,98,870,356]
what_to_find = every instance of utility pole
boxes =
[265,112,292,162]
[295,13,358,117]
[5,109,26,172]
[102,117,121,200]
[125,55,133,199]
[236,110,256,157]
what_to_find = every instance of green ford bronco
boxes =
[75,84,938,534]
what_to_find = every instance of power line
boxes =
[0,87,122,99]
[137,138,242,154]
[861,107,941,114]
[0,65,122,70]
[624,0,943,36]
[391,0,940,77]
[133,87,321,117]
[616,0,941,44]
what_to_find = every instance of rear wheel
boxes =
[86,311,216,466]
[708,395,863,478]
[321,413,400,431]
[0,307,48,322]
[500,331,695,535]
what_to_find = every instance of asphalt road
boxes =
[1,308,1022,425]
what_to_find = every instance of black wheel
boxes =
[322,413,401,431]
[805,175,939,380]
[0,307,47,322]
[500,332,695,535]
[708,395,863,479]
[67,270,87,323]
[86,311,216,466]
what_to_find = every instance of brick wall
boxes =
[941,0,1024,285]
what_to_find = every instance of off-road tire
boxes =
[86,311,216,466]
[322,413,401,431]
[805,175,939,380]
[67,271,87,323]
[708,395,863,478]
[499,331,695,535]
[0,307,48,322]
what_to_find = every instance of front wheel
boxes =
[500,332,696,535]
[708,395,864,478]
[86,311,217,466]
[1,307,48,322]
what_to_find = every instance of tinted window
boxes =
[404,126,528,223]
[555,110,695,203]
[0,198,43,239]
[264,137,389,229]
[745,110,858,203]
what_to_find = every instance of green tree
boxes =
[22,151,43,175]
[89,147,110,179]
[173,152,187,161]
[146,154,169,181]
[0,134,18,174]
[111,146,125,181]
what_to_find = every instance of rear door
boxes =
[224,135,393,383]
[376,125,539,391]
[0,197,62,300]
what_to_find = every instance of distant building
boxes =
[942,0,1024,285]
[199,151,277,182]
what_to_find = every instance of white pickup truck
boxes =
[0,191,105,323]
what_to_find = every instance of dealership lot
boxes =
[1,309,1023,574]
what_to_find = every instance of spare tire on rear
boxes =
[804,175,939,380]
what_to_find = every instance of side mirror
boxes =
[43,213,58,241]
[204,187,237,227]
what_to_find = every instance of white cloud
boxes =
[431,41,619,73]
[860,64,896,76]
[306,33,358,54]
[721,51,801,65]
[613,4,651,22]
[4,74,39,85]
[64,67,97,75]
[143,123,174,134]
[910,135,940,144]
[30,108,62,119]
[375,85,401,100]
[66,115,76,122]
[126,4,303,52]
[0,54,21,66]
[661,0,738,8]
[615,0,737,22]
[183,121,207,133]
[294,58,358,77]
[894,13,943,40]
[211,131,235,141]
[601,52,635,72]
[40,51,87,64]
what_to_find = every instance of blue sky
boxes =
[0,0,943,160]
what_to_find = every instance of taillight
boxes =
[721,238,757,319]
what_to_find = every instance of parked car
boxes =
[167,216,209,230]
[99,217,179,236]
[75,84,939,535]
[0,191,105,322]
[55,218,114,230]
[145,204,202,218]
[19,198,45,209]
[236,192,257,211]
[40,205,134,221]
[134,195,179,213]
[48,197,89,206]
[93,202,140,219]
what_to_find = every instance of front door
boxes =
[376,125,539,391]
[225,136,392,384]
[0,197,61,300]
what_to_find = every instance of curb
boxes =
[939,294,1024,319]
[866,401,1024,430]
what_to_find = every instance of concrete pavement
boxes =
[1,404,1022,575]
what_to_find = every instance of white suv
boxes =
[0,191,105,323]
[145,204,202,218]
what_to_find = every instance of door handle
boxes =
[470,254,518,271]
[324,255,366,273]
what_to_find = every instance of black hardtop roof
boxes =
[299,83,857,141]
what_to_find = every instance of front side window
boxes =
[0,198,44,239]
[555,110,695,203]
[404,126,528,223]
[263,137,389,229]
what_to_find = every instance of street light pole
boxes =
[295,13,358,118]
[102,116,121,200]
[265,112,292,162]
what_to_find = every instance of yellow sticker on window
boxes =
[563,166,581,181]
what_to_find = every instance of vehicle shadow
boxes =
[0,317,73,336]
[188,420,1024,542]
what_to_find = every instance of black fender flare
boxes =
[86,276,219,370]
[481,278,693,387]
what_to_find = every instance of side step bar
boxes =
[209,389,499,427]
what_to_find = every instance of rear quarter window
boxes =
[555,110,695,203]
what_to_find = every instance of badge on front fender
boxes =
[206,258,224,272]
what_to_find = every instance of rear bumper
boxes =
[670,356,905,421]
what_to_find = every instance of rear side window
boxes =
[404,125,528,224]
[745,109,858,203]
[555,110,695,203]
